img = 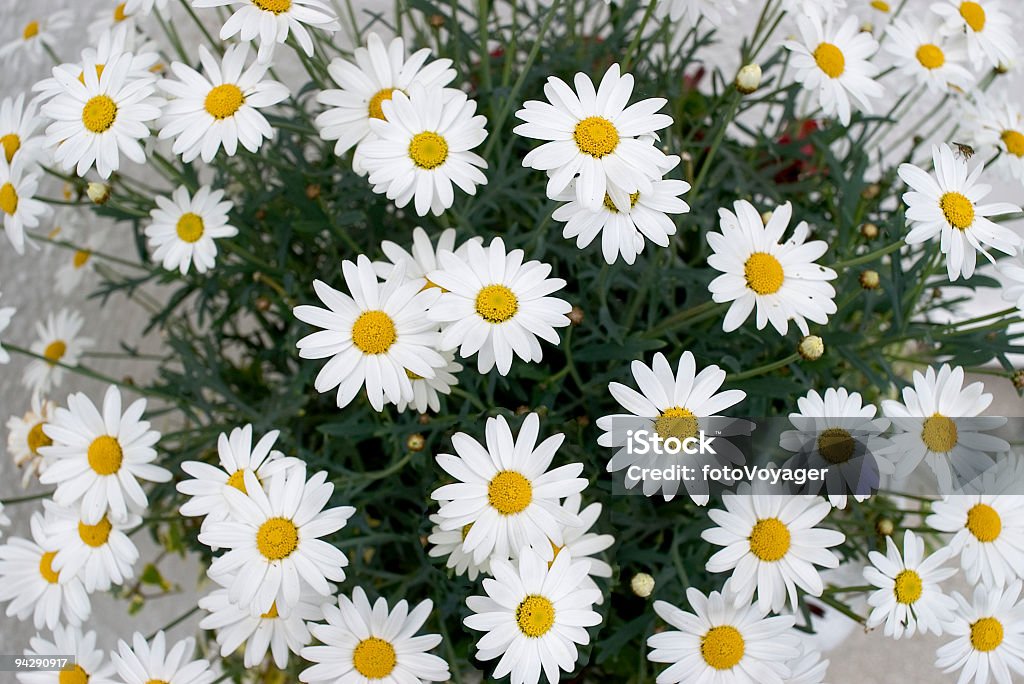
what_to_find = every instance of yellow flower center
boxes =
[256,517,299,560]
[748,517,791,562]
[114,3,128,21]
[87,435,123,475]
[744,252,785,295]
[22,21,39,40]
[487,470,532,515]
[39,551,60,583]
[226,469,249,493]
[701,625,745,670]
[1001,130,1024,157]
[43,340,67,365]
[817,427,856,464]
[573,116,619,158]
[1,133,20,163]
[351,310,397,354]
[654,406,698,441]
[966,503,1001,542]
[59,665,89,684]
[814,42,846,78]
[368,88,396,121]
[461,523,472,540]
[253,0,292,12]
[475,284,519,323]
[145,680,169,684]
[261,602,279,619]
[78,65,106,85]
[916,44,946,70]
[406,368,424,381]
[870,0,891,11]
[352,637,396,679]
[79,516,113,547]
[921,413,958,452]
[0,182,18,216]
[204,84,245,120]
[73,250,92,269]
[27,422,52,454]
[894,569,923,604]
[971,617,1003,652]
[408,131,449,170]
[939,192,975,230]
[515,595,555,638]
[82,95,118,133]
[960,1,986,32]
[176,212,205,243]
[602,192,641,213]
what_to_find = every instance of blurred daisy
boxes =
[54,224,107,296]
[294,254,446,411]
[300,587,450,683]
[933,0,1017,70]
[783,643,830,684]
[0,11,73,67]
[702,493,845,613]
[146,185,239,275]
[427,236,571,375]
[898,143,1022,281]
[540,494,614,604]
[193,0,340,64]
[707,200,837,336]
[6,394,56,487]
[159,44,288,163]
[655,0,746,25]
[927,494,1024,587]
[42,500,140,593]
[965,97,1024,184]
[397,351,462,414]
[0,512,91,630]
[998,253,1024,312]
[199,465,356,617]
[864,530,958,639]
[23,309,92,396]
[88,2,137,42]
[779,0,846,22]
[431,413,587,564]
[0,290,13,365]
[360,86,488,217]
[784,14,884,126]
[0,154,49,254]
[515,63,676,211]
[935,580,1024,684]
[427,512,491,580]
[39,385,168,524]
[111,632,216,684]
[884,18,973,94]
[464,547,602,684]
[16,625,117,684]
[372,226,480,285]
[0,94,43,165]
[124,0,170,14]
[648,587,799,684]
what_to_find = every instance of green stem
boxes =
[0,491,54,505]
[179,0,221,52]
[814,593,866,625]
[147,605,200,640]
[728,352,800,381]
[622,0,657,71]
[832,240,904,269]
[642,300,722,339]
[689,94,741,200]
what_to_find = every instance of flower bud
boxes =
[860,222,879,239]
[859,270,880,290]
[87,182,110,205]
[735,63,762,94]
[407,433,426,452]
[798,335,824,361]
[568,305,584,326]
[876,518,894,536]
[1013,369,1024,391]
[631,572,655,598]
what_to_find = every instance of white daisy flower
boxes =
[514,63,676,212]
[964,96,1024,184]
[702,493,845,614]
[784,14,884,126]
[430,413,587,565]
[881,364,1009,491]
[159,44,288,163]
[884,18,974,94]
[124,0,170,15]
[54,221,107,296]
[539,493,614,604]
[0,94,44,166]
[294,254,446,411]
[87,2,138,43]
[145,185,239,275]
[38,385,169,525]
[898,143,1022,281]
[998,252,1024,312]
[316,33,456,165]
[779,0,847,22]
[359,86,488,217]
[707,200,838,336]
[654,0,746,26]
[372,226,480,285]
[427,512,491,580]
[935,580,1024,684]
[864,530,958,639]
[22,309,93,396]
[927,494,1024,587]
[398,350,463,414]
[464,547,602,684]
[41,499,140,593]
[300,587,450,683]
[6,394,56,487]
[198,464,356,617]
[0,512,91,630]
[16,625,118,684]
[192,0,340,64]
[597,350,746,503]
[0,11,73,68]
[783,642,830,684]
[933,0,1017,71]
[111,632,216,684]
[647,587,799,684]
[0,154,49,254]
[0,290,14,365]
[427,236,571,375]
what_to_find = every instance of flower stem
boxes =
[728,352,800,381]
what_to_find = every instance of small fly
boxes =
[951,142,976,160]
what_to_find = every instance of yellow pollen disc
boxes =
[894,569,923,604]
[748,518,791,562]
[515,595,555,638]
[408,131,449,170]
[475,284,519,323]
[966,503,1001,542]
[870,0,891,11]
[114,3,128,21]
[817,427,856,464]
[79,517,113,547]
[145,680,169,684]
[27,422,52,454]
[406,368,424,381]
[43,340,67,364]
[488,470,533,515]
[461,523,473,541]
[814,42,846,78]
[176,212,205,243]
[82,95,117,133]
[573,116,619,158]
[253,0,292,13]
[1001,130,1024,157]
[22,21,39,40]
[351,310,397,354]
[0,182,18,216]
[73,250,92,269]
[971,617,1004,652]
[77,64,106,85]
[744,252,785,295]
[261,602,279,619]
[654,406,698,441]
[204,84,245,120]
[39,551,60,583]
[256,517,299,560]
[368,88,397,120]
[602,191,641,213]
[701,625,745,670]
[352,637,396,679]
[226,469,249,493]
[921,413,958,452]
[1,133,20,163]
[960,1,986,32]
[939,191,975,230]
[59,664,89,684]
[87,435,123,475]
[916,44,946,70]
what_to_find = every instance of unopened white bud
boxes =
[735,63,762,94]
